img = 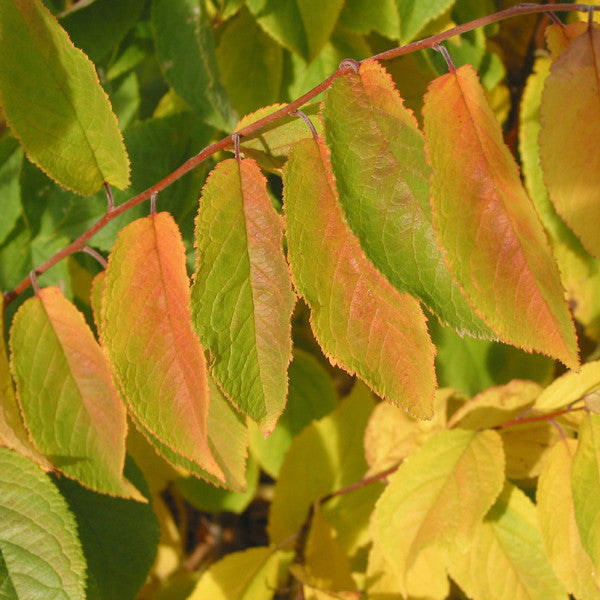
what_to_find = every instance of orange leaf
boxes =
[545,22,588,58]
[539,25,600,259]
[101,212,223,481]
[284,137,436,419]
[423,65,578,369]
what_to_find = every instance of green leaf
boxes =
[0,138,22,247]
[448,483,567,600]
[60,0,146,65]
[246,0,345,62]
[374,429,504,592]
[0,0,130,194]
[249,348,337,478]
[572,413,600,573]
[177,453,259,514]
[152,0,235,130]
[268,384,375,544]
[55,456,160,600]
[538,439,600,600]
[0,447,86,600]
[323,59,493,339]
[284,136,436,418]
[187,546,292,600]
[9,287,143,500]
[216,8,283,117]
[396,0,456,43]
[192,158,295,433]
[338,0,399,39]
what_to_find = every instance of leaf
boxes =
[268,385,375,544]
[235,103,323,171]
[339,0,399,39]
[323,59,492,339]
[374,429,504,591]
[0,0,130,194]
[152,0,235,131]
[448,483,567,600]
[249,348,337,478]
[571,413,600,572]
[0,138,22,247]
[187,546,292,600]
[363,388,453,476]
[284,136,436,418]
[545,22,589,59]
[297,504,356,593]
[0,447,86,600]
[396,0,456,43]
[538,439,600,600]
[9,286,142,500]
[423,64,579,369]
[246,0,345,62]
[192,158,295,434]
[177,453,259,514]
[55,456,160,600]
[216,8,283,117]
[0,294,51,470]
[101,212,223,481]
[535,360,600,412]
[539,25,600,259]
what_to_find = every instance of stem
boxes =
[494,405,585,430]
[3,2,598,305]
[320,464,399,503]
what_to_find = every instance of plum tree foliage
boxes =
[1,1,600,599]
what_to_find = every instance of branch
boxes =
[4,2,597,305]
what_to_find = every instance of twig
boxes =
[4,3,598,305]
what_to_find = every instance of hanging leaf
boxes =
[423,64,579,369]
[0,0,130,195]
[374,429,504,592]
[538,439,600,600]
[571,413,600,572]
[152,0,235,131]
[9,286,142,500]
[246,0,345,62]
[101,212,223,482]
[192,158,295,434]
[323,59,493,339]
[284,136,436,418]
[0,295,51,470]
[539,25,600,259]
[448,483,567,600]
[0,447,86,600]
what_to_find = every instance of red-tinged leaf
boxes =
[192,158,295,434]
[101,212,223,482]
[283,137,436,419]
[545,22,588,58]
[423,64,579,369]
[9,287,142,500]
[539,25,600,259]
[323,59,493,339]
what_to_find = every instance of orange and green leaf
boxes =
[101,212,223,482]
[423,64,579,369]
[539,25,600,259]
[284,137,436,418]
[323,59,493,339]
[9,287,142,499]
[192,158,295,434]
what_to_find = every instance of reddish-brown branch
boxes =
[320,464,399,503]
[4,2,597,305]
[494,405,586,430]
